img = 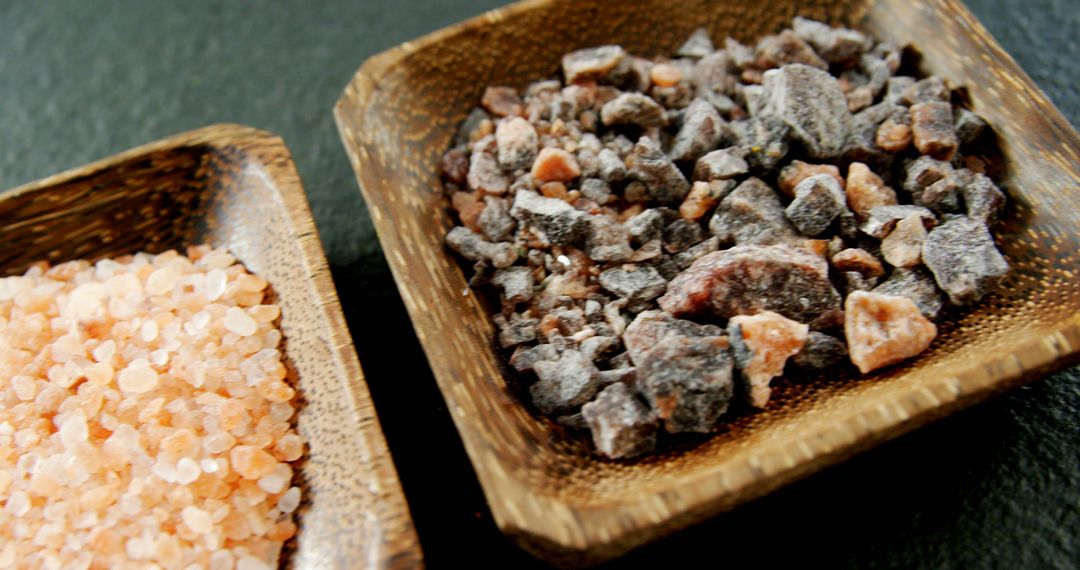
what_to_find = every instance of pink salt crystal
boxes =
[59,412,89,448]
[272,434,304,462]
[230,446,278,480]
[80,486,117,511]
[210,551,236,570]
[844,291,937,373]
[531,148,581,183]
[182,506,214,534]
[85,362,114,386]
[7,491,30,516]
[12,375,37,401]
[277,487,301,514]
[145,267,179,296]
[205,269,228,301]
[881,213,928,267]
[728,311,809,408]
[140,320,159,342]
[225,307,258,337]
[118,360,159,394]
[176,458,201,485]
[238,555,272,570]
[92,339,116,363]
[845,162,898,220]
[249,305,280,323]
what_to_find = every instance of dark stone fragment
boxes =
[510,343,559,373]
[495,312,538,348]
[673,236,720,270]
[649,255,682,282]
[582,383,658,458]
[658,243,842,323]
[669,98,732,162]
[492,266,534,305]
[958,170,1006,225]
[445,226,517,268]
[598,265,668,306]
[597,148,627,183]
[758,64,852,159]
[785,174,847,236]
[624,207,678,246]
[873,267,947,320]
[709,177,799,246]
[842,270,878,296]
[845,102,900,171]
[441,148,469,185]
[916,174,963,214]
[627,136,692,205]
[901,76,949,105]
[530,350,601,414]
[861,205,937,238]
[735,115,790,171]
[903,155,954,196]
[510,190,589,247]
[600,92,667,128]
[792,17,867,64]
[755,30,828,70]
[910,101,959,160]
[693,51,738,98]
[858,53,891,97]
[693,147,750,181]
[584,215,633,262]
[677,27,715,58]
[791,332,848,370]
[954,108,988,145]
[636,335,734,433]
[622,310,724,357]
[478,196,516,243]
[663,219,706,253]
[922,217,1009,305]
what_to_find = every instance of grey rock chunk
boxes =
[494,312,537,348]
[492,266,534,305]
[530,350,601,414]
[467,150,508,194]
[669,98,731,162]
[873,267,947,319]
[861,205,937,238]
[582,383,658,459]
[791,332,848,370]
[735,115,790,172]
[585,215,633,262]
[600,93,667,128]
[597,148,627,183]
[885,76,916,105]
[785,174,847,236]
[693,147,749,181]
[792,17,867,64]
[509,343,559,373]
[478,196,516,243]
[445,226,517,268]
[904,155,954,198]
[673,236,720,270]
[709,177,799,246]
[901,76,949,105]
[693,50,738,97]
[624,207,678,246]
[580,178,613,205]
[758,64,852,159]
[562,45,626,84]
[598,265,668,306]
[958,170,1006,225]
[495,117,538,171]
[627,136,692,205]
[510,190,589,247]
[663,219,706,253]
[922,217,1009,305]
[677,27,715,58]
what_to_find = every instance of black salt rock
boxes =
[530,350,601,414]
[582,383,659,458]
[492,266,534,305]
[758,63,852,159]
[598,265,668,307]
[627,136,692,205]
[709,177,799,246]
[600,92,668,128]
[510,190,590,247]
[693,147,750,181]
[785,174,847,236]
[873,267,947,319]
[669,98,732,162]
[791,331,848,370]
[922,216,1009,305]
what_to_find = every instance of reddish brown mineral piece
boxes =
[531,148,582,183]
[582,383,659,459]
[845,161,898,220]
[777,160,844,198]
[910,101,959,160]
[728,311,808,408]
[481,86,524,117]
[844,291,937,374]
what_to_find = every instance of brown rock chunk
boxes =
[658,243,842,323]
[910,102,959,160]
[584,215,633,262]
[880,214,928,267]
[709,177,799,246]
[922,217,1009,305]
[792,17,867,64]
[649,63,684,87]
[481,86,524,117]
[669,98,732,162]
[728,311,808,408]
[467,151,508,194]
[785,174,847,237]
[600,93,667,128]
[873,267,947,319]
[875,113,913,153]
[954,108,988,145]
[844,291,937,374]
[832,248,885,278]
[791,331,848,370]
[755,30,828,70]
[758,64,852,159]
[495,117,538,171]
[777,160,844,198]
[680,180,733,222]
[582,383,658,459]
[531,148,582,183]
[492,266,535,305]
[627,136,691,205]
[451,190,485,232]
[861,205,936,239]
[445,226,517,268]
[510,190,589,247]
[441,148,469,185]
[562,45,626,84]
[530,350,601,414]
[693,148,749,181]
[845,162,899,220]
[903,155,954,195]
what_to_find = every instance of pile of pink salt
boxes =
[0,246,304,569]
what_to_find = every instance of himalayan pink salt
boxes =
[225,307,258,336]
[118,360,160,394]
[728,311,809,407]
[277,487,301,514]
[182,506,215,534]
[844,291,937,373]
[231,446,278,480]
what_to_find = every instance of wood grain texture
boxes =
[333,0,1080,565]
[0,125,422,569]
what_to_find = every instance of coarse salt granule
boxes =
[0,246,303,569]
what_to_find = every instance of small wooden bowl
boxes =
[0,125,422,569]
[334,0,1080,565]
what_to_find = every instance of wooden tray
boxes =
[333,0,1080,565]
[0,125,422,569]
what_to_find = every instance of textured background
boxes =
[1,0,1076,567]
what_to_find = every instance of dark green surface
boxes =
[1,1,1077,567]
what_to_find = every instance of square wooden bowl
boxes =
[0,125,421,569]
[334,0,1080,565]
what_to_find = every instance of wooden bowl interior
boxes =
[336,0,1080,561]
[0,126,421,568]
